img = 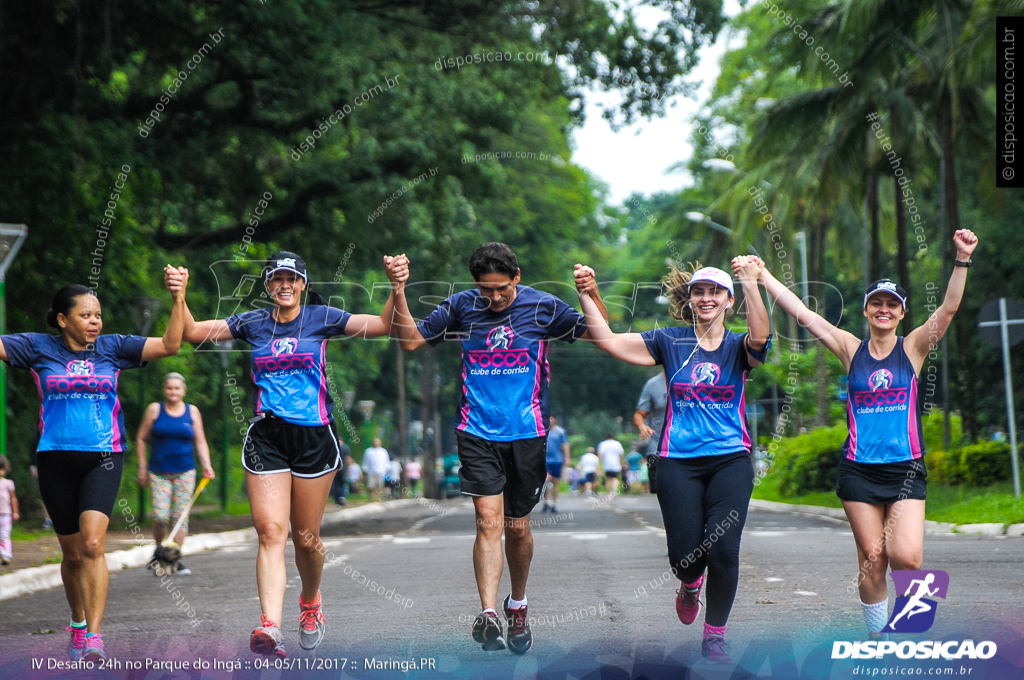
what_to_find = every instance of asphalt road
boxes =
[1,494,1022,679]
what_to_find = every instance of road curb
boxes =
[0,499,418,602]
[748,499,849,521]
[954,523,1006,536]
[747,499,1018,536]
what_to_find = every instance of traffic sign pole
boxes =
[979,297,1024,498]
[0,225,29,458]
[998,299,1020,498]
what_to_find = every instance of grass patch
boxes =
[753,472,1024,525]
[923,483,1024,525]
[11,524,54,542]
[751,472,842,508]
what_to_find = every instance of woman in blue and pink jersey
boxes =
[182,251,407,658]
[758,229,978,638]
[0,266,188,662]
[578,256,771,664]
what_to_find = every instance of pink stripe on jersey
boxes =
[659,373,672,457]
[30,370,44,437]
[738,371,751,451]
[908,377,921,459]
[317,343,329,425]
[845,398,858,460]
[110,370,123,451]
[458,361,469,431]
[529,341,548,437]
[252,370,263,413]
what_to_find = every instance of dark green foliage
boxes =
[771,424,846,496]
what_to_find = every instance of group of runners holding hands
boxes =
[4,227,977,664]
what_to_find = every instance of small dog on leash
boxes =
[149,542,183,575]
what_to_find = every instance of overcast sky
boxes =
[572,0,745,204]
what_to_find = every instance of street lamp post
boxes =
[794,231,810,343]
[684,212,761,258]
[358,400,376,450]
[218,339,234,510]
[0,224,28,458]
[130,297,162,522]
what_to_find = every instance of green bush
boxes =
[925,449,964,485]
[926,442,1020,487]
[770,424,847,497]
[921,409,963,452]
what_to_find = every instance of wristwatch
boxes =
[953,259,972,268]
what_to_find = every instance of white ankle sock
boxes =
[860,598,889,633]
[508,594,527,610]
[70,619,86,629]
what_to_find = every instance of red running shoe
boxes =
[250,615,287,658]
[675,575,704,625]
[702,634,733,664]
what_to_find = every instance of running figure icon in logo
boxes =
[882,570,949,634]
[487,325,514,350]
[868,368,893,391]
[691,362,720,385]
[271,337,298,355]
[66,359,95,376]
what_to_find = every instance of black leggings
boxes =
[655,452,753,627]
[37,451,123,536]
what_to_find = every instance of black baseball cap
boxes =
[265,252,307,281]
[864,279,907,309]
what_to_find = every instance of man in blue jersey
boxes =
[390,243,607,655]
[542,416,569,514]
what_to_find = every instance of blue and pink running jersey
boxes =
[1,333,147,452]
[841,337,924,463]
[641,327,769,459]
[417,285,586,441]
[226,305,351,427]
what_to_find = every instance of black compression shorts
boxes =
[37,451,123,536]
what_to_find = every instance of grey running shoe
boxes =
[298,591,326,650]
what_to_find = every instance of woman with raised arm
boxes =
[0,266,188,662]
[577,256,771,664]
[757,229,978,638]
[181,251,407,659]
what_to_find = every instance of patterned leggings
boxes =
[150,470,196,533]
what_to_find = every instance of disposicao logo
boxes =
[883,570,947,634]
[831,570,997,660]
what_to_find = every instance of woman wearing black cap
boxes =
[757,229,978,638]
[182,251,407,658]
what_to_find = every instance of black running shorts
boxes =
[456,431,547,519]
[242,416,341,478]
[37,451,124,536]
[836,456,927,504]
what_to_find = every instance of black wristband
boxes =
[953,259,972,268]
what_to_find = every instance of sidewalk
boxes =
[0,499,416,601]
